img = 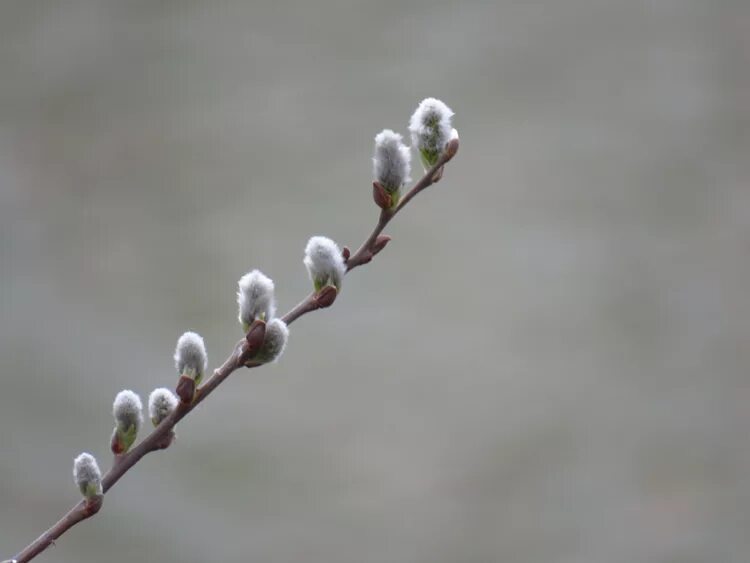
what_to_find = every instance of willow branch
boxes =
[8,137,458,563]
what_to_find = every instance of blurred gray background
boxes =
[1,1,749,562]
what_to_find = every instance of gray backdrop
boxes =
[1,1,749,562]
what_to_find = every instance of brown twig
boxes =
[8,138,458,563]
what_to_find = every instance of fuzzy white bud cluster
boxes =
[257,318,289,363]
[111,389,143,454]
[113,390,143,434]
[73,452,102,498]
[148,388,179,426]
[408,97,455,169]
[304,236,346,291]
[373,129,411,193]
[237,270,277,331]
[235,269,290,363]
[174,331,208,382]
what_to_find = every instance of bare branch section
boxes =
[8,105,459,563]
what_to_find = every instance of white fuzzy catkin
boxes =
[303,236,346,290]
[259,318,289,363]
[237,270,277,328]
[408,97,455,166]
[148,388,179,426]
[174,331,208,380]
[373,129,411,191]
[73,452,102,498]
[112,389,143,433]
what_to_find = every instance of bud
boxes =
[372,181,392,211]
[237,270,276,331]
[111,390,143,454]
[245,318,267,355]
[255,318,289,363]
[147,388,178,449]
[372,129,411,208]
[371,234,391,256]
[73,453,102,499]
[303,236,346,292]
[174,331,208,384]
[408,97,455,169]
[313,284,338,308]
[175,375,195,405]
[445,128,460,159]
[148,388,178,426]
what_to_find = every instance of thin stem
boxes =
[9,499,100,563]
[8,139,458,563]
[281,292,318,325]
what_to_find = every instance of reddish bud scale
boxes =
[110,433,125,455]
[175,375,195,405]
[372,235,391,256]
[238,319,267,366]
[83,495,103,517]
[245,319,267,354]
[372,182,392,210]
[314,285,338,308]
[444,137,459,160]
